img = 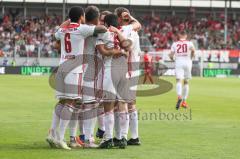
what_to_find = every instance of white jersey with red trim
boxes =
[170,39,195,63]
[55,23,95,65]
[129,31,141,63]
[96,30,120,67]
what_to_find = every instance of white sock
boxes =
[50,104,63,138]
[114,112,121,140]
[129,110,138,139]
[176,81,182,97]
[104,112,114,140]
[59,119,70,142]
[84,117,96,140]
[69,119,78,137]
[97,107,105,131]
[119,111,129,139]
[183,84,189,101]
[59,105,73,141]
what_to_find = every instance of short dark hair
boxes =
[104,14,118,28]
[179,30,188,35]
[100,10,112,17]
[85,6,100,22]
[114,7,130,17]
[69,6,84,23]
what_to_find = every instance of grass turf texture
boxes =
[0,75,240,159]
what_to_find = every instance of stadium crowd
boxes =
[0,12,240,58]
[142,14,240,50]
[0,14,61,58]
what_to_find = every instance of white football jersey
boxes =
[129,31,141,63]
[120,24,133,38]
[96,30,120,67]
[55,23,95,65]
[171,39,195,62]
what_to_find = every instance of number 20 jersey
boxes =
[170,40,195,64]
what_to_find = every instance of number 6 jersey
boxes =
[55,22,95,65]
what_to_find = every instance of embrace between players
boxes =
[46,6,142,150]
[46,5,195,150]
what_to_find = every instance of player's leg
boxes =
[82,102,98,148]
[58,99,77,150]
[69,109,82,148]
[175,67,184,110]
[128,102,141,145]
[99,102,115,149]
[116,101,129,149]
[46,101,64,148]
[96,104,105,139]
[181,64,192,108]
[181,79,189,108]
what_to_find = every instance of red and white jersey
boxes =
[170,39,195,63]
[55,23,95,65]
[96,30,121,67]
[120,25,133,39]
[129,31,141,63]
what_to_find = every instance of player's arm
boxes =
[109,26,132,51]
[93,25,107,36]
[169,51,175,61]
[190,43,195,59]
[96,44,124,56]
[169,43,175,61]
[121,12,141,31]
[59,19,71,28]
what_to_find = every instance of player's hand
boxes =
[121,12,131,21]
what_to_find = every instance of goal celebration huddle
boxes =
[46,5,194,150]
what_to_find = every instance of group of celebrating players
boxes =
[46,5,195,150]
[46,6,142,150]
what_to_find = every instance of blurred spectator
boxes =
[141,13,240,50]
[0,14,61,57]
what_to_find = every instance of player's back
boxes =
[55,23,95,64]
[171,39,194,63]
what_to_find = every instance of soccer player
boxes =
[79,6,124,148]
[95,10,112,140]
[169,30,195,110]
[96,14,131,149]
[143,50,154,84]
[114,7,142,146]
[46,6,107,150]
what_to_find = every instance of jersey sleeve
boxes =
[54,29,61,40]
[77,24,96,38]
[122,25,133,38]
[189,41,195,50]
[170,43,175,53]
[96,32,108,46]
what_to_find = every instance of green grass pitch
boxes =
[0,75,240,159]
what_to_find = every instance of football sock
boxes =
[104,112,114,140]
[59,105,74,142]
[97,107,105,131]
[119,111,129,139]
[176,81,182,98]
[129,110,138,139]
[114,112,121,140]
[50,103,63,138]
[183,84,189,101]
[69,119,78,138]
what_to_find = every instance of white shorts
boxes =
[55,65,84,100]
[102,67,117,102]
[82,80,97,103]
[175,61,192,80]
[102,66,130,102]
